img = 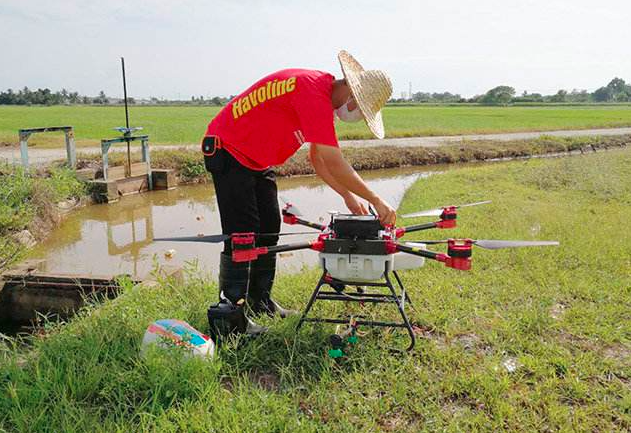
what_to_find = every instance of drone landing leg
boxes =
[296,266,416,352]
[385,271,416,352]
[296,270,328,330]
[392,270,413,307]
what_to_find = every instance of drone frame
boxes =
[155,200,558,354]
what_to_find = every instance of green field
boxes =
[2,105,631,148]
[2,149,630,431]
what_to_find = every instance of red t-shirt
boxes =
[204,69,339,170]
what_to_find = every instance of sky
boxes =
[1,0,630,99]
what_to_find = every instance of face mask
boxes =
[335,100,363,123]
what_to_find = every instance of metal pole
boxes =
[19,131,29,168]
[142,139,152,190]
[121,57,131,177]
[65,128,77,168]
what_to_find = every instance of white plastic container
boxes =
[319,243,428,282]
[319,253,394,282]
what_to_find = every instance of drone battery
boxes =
[331,214,383,240]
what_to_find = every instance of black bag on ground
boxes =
[207,301,247,343]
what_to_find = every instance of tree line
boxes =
[0,88,118,105]
[2,77,631,106]
[0,88,228,106]
[394,77,631,105]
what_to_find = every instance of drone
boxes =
[155,200,559,355]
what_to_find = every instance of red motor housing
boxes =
[444,239,472,270]
[436,206,457,229]
[283,213,298,225]
[231,233,259,262]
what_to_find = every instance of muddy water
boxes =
[28,166,445,280]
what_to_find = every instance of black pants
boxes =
[204,145,281,252]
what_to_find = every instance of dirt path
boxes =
[2,126,631,165]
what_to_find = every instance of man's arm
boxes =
[309,143,396,225]
[309,144,368,215]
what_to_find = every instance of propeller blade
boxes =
[153,234,229,243]
[154,231,316,243]
[260,231,320,237]
[402,200,492,218]
[404,239,560,250]
[402,208,443,218]
[473,240,560,250]
[457,200,492,208]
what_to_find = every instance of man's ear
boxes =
[347,96,358,111]
[331,79,352,109]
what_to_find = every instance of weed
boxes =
[0,164,86,271]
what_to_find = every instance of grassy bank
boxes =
[0,165,86,272]
[76,133,631,183]
[3,105,631,147]
[1,147,630,431]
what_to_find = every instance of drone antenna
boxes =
[120,57,132,176]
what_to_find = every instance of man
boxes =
[203,50,396,334]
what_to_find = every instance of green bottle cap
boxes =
[328,348,344,358]
[347,336,358,344]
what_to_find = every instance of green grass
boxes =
[77,134,630,183]
[3,105,631,148]
[0,164,86,272]
[1,149,631,431]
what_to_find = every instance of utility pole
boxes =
[121,57,131,177]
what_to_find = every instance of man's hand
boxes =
[372,197,397,226]
[309,144,396,225]
[343,193,368,215]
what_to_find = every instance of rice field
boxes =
[2,104,631,148]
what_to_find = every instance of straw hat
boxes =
[338,50,392,139]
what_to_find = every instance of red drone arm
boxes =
[231,233,325,263]
[395,207,458,237]
[282,206,327,231]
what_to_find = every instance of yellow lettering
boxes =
[248,91,258,107]
[277,79,287,96]
[241,96,251,113]
[232,98,243,119]
[232,77,296,120]
[271,79,278,98]
[286,77,296,92]
[257,87,267,103]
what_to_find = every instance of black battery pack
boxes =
[331,214,383,239]
[207,301,247,344]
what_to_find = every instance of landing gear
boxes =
[297,264,416,355]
